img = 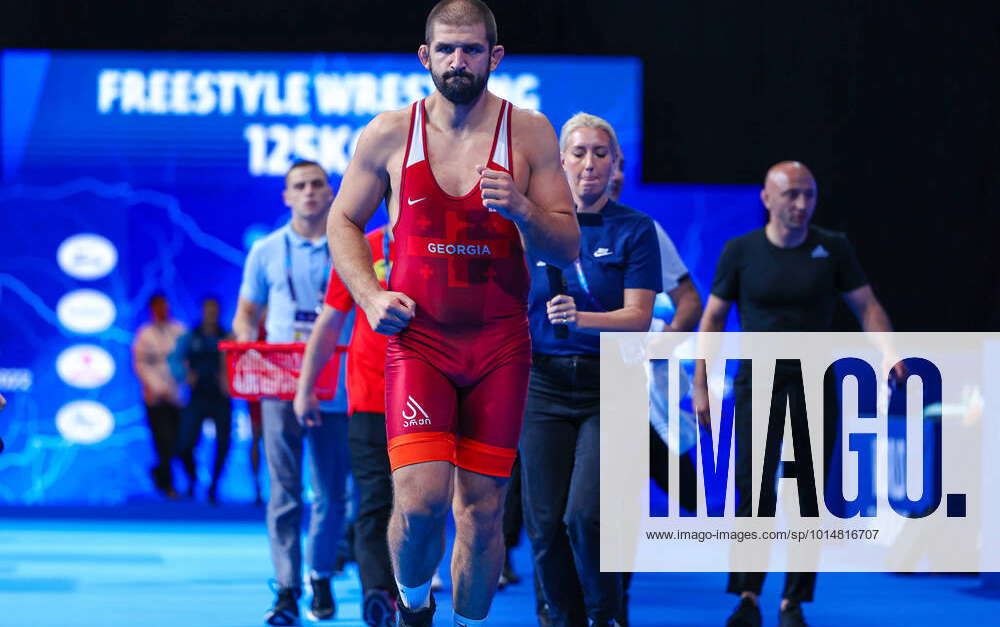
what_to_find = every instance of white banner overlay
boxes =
[600,332,999,573]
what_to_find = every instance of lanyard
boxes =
[284,231,329,306]
[572,258,607,312]
[381,226,393,285]
[571,211,607,312]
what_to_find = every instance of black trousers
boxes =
[622,430,698,609]
[522,354,621,626]
[178,394,232,488]
[145,401,182,494]
[348,411,396,597]
[726,369,838,604]
[503,454,524,548]
[649,425,699,513]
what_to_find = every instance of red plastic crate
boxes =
[218,341,346,401]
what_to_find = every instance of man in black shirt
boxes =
[696,161,899,627]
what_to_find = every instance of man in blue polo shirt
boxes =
[233,160,351,626]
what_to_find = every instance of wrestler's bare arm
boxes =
[327,112,415,334]
[518,111,580,266]
[478,110,579,267]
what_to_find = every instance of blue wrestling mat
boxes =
[0,506,995,626]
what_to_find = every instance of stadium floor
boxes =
[1,505,997,626]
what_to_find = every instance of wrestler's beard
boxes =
[432,68,489,105]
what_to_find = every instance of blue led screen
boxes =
[0,49,757,504]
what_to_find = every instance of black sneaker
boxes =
[537,600,553,627]
[726,597,761,627]
[307,576,335,621]
[616,590,630,626]
[498,551,521,588]
[363,588,397,627]
[779,603,809,627]
[431,571,444,592]
[398,593,435,627]
[265,586,301,626]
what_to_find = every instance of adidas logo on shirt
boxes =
[811,245,829,258]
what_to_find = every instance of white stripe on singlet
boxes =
[405,100,426,168]
[490,101,510,170]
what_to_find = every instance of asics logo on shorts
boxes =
[402,394,431,427]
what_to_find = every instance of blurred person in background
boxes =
[248,314,268,506]
[607,154,625,202]
[521,113,662,627]
[248,399,264,504]
[233,160,351,625]
[294,222,399,627]
[607,146,701,334]
[132,292,187,499]
[695,161,900,627]
[608,147,703,627]
[175,296,232,504]
[498,454,525,591]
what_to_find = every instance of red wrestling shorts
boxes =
[384,317,531,478]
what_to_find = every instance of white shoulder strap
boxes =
[490,101,510,170]
[405,101,426,168]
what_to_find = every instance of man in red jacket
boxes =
[295,225,398,627]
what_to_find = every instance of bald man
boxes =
[696,162,897,627]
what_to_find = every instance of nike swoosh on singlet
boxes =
[407,197,427,205]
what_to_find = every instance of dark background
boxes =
[3,0,997,331]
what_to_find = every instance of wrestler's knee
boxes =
[454,483,505,549]
[392,464,452,532]
[396,493,450,525]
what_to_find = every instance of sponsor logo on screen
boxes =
[0,368,33,392]
[56,289,117,334]
[56,400,115,444]
[56,344,116,389]
[56,234,118,280]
